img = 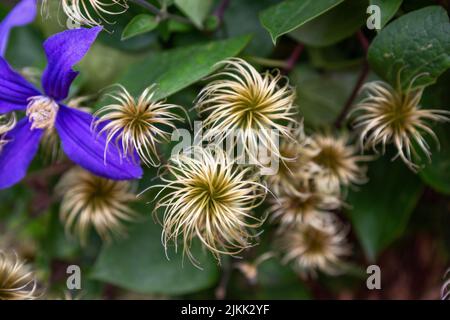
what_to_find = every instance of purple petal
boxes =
[0,0,37,57]
[0,118,43,189]
[42,27,102,101]
[55,105,142,180]
[0,56,39,114]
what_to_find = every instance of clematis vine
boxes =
[0,0,37,57]
[0,26,142,189]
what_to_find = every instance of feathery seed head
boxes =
[151,147,267,264]
[94,85,186,167]
[57,167,137,244]
[0,114,16,152]
[279,220,351,277]
[42,0,129,27]
[307,133,368,194]
[196,58,298,163]
[0,251,38,300]
[352,80,449,170]
[265,124,319,195]
[442,268,450,300]
[269,184,341,229]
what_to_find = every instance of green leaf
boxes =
[233,260,311,299]
[289,0,367,47]
[121,14,159,40]
[224,0,278,56]
[368,6,450,91]
[91,217,220,295]
[418,72,450,195]
[115,35,250,100]
[259,0,344,44]
[79,42,140,93]
[159,0,175,7]
[41,210,81,260]
[369,0,403,29]
[346,155,424,261]
[253,260,310,299]
[306,46,364,70]
[6,27,46,69]
[290,65,360,127]
[419,125,450,195]
[174,0,213,28]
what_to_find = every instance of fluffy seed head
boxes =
[150,147,267,264]
[0,114,16,152]
[196,58,297,163]
[352,80,449,170]
[269,184,341,229]
[442,268,450,300]
[42,0,129,26]
[0,251,37,300]
[265,125,319,195]
[94,85,185,167]
[279,220,351,276]
[307,133,368,194]
[57,167,137,244]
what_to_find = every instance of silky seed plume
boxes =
[57,167,137,244]
[148,147,267,265]
[94,85,186,167]
[352,80,449,170]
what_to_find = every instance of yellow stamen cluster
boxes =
[26,96,59,130]
[40,95,93,162]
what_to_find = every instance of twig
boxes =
[214,0,231,25]
[283,43,304,74]
[130,0,192,24]
[215,258,233,299]
[334,31,370,128]
[356,30,370,53]
[334,62,369,128]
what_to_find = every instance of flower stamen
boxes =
[26,96,59,130]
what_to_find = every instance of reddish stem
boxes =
[356,30,369,53]
[283,43,304,74]
[214,0,231,24]
[334,31,370,128]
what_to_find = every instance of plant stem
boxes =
[215,258,233,299]
[283,43,304,74]
[130,0,192,24]
[334,31,370,128]
[214,0,231,24]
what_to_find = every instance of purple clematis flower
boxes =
[0,26,143,189]
[0,0,37,57]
